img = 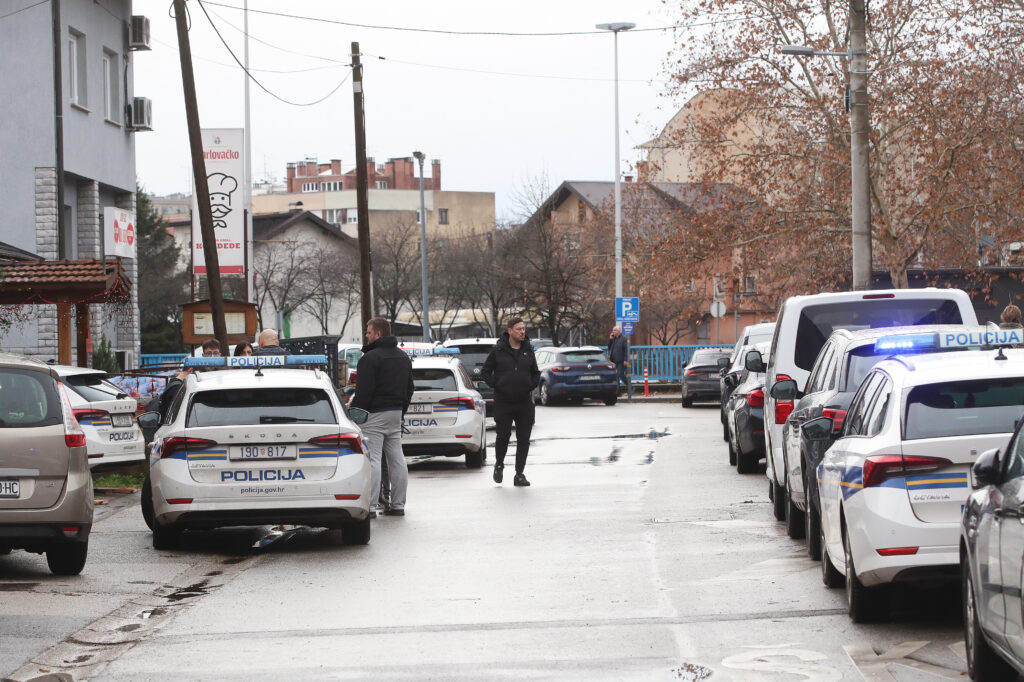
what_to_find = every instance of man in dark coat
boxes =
[608,325,632,401]
[352,317,414,516]
[253,329,288,356]
[482,317,540,486]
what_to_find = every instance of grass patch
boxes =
[92,470,146,489]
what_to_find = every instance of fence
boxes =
[626,345,732,383]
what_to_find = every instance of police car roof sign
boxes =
[183,355,328,369]
[939,327,1024,348]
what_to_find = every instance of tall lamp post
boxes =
[413,151,430,342]
[781,1,871,289]
[596,21,635,299]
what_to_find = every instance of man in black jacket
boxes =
[352,317,414,516]
[482,317,540,486]
[608,325,632,401]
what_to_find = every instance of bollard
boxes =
[644,365,650,397]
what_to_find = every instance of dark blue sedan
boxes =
[533,346,618,406]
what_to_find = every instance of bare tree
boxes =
[253,239,317,330]
[298,245,360,336]
[372,222,420,329]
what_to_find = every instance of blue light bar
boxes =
[433,347,460,355]
[939,327,1023,348]
[183,354,328,369]
[873,333,938,354]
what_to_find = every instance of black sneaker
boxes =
[513,473,531,487]
[383,508,405,516]
[493,463,504,484]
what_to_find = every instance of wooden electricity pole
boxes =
[352,42,373,329]
[173,0,228,352]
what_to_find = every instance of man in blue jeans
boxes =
[351,317,414,517]
[608,325,632,401]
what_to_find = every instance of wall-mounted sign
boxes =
[193,311,247,336]
[103,207,136,259]
[192,128,245,275]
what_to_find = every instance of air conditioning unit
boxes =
[129,15,151,51]
[131,97,153,132]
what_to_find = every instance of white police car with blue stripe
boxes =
[138,355,372,549]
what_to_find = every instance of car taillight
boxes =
[603,363,616,370]
[877,547,918,556]
[862,454,953,488]
[773,373,793,424]
[349,371,357,385]
[441,397,476,410]
[862,293,895,299]
[58,383,87,448]
[746,389,765,407]
[822,408,847,434]
[308,433,364,453]
[551,365,573,373]
[160,437,217,459]
[685,369,703,376]
[73,409,109,421]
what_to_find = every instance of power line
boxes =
[0,0,47,21]
[196,0,352,107]
[152,36,346,74]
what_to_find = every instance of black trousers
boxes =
[494,400,535,474]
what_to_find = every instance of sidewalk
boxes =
[619,384,682,404]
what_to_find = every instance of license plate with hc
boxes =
[0,479,19,498]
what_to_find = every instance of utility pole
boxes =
[174,0,228,352]
[352,42,373,328]
[413,151,430,342]
[849,0,872,290]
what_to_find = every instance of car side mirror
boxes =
[717,357,729,370]
[475,381,489,392]
[342,385,356,397]
[744,350,765,373]
[802,416,834,442]
[973,448,1002,488]
[348,407,369,425]
[770,379,799,401]
[137,411,162,429]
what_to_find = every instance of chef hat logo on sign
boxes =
[207,172,238,229]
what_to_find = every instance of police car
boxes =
[137,355,372,550]
[808,328,1024,622]
[402,350,487,468]
[54,365,145,469]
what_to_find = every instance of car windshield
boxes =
[186,388,336,427]
[904,377,1024,439]
[746,331,774,346]
[561,351,608,363]
[450,345,493,367]
[0,368,60,428]
[795,299,964,372]
[413,368,457,392]
[343,348,362,365]
[63,373,126,402]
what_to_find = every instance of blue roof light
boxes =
[183,354,328,369]
[873,333,939,354]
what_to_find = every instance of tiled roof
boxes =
[0,258,131,305]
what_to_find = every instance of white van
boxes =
[762,288,978,522]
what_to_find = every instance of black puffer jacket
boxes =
[351,335,414,414]
[482,333,540,404]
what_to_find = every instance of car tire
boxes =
[964,556,1014,679]
[539,382,552,406]
[736,447,756,474]
[722,421,729,442]
[806,497,822,561]
[681,396,693,408]
[844,522,889,623]
[772,479,787,521]
[342,517,371,546]
[152,522,181,551]
[46,542,88,576]
[786,488,806,539]
[727,437,737,467]
[465,447,484,468]
[821,520,844,588]
[0,545,11,555]
[604,394,618,406]
[141,475,155,531]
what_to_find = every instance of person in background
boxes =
[607,325,632,401]
[233,341,253,357]
[351,317,414,517]
[1000,304,1023,329]
[253,329,287,356]
[201,339,221,357]
[482,317,540,487]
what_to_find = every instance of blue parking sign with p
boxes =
[616,297,639,322]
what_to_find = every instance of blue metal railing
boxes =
[600,345,731,382]
[140,353,189,367]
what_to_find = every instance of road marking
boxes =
[844,641,965,680]
[722,644,841,681]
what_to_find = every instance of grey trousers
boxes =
[362,410,408,510]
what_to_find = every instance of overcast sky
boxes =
[134,0,689,222]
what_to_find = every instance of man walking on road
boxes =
[482,317,540,487]
[352,317,414,517]
[608,325,632,401]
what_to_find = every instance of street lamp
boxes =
[596,21,635,300]
[780,0,871,290]
[412,151,430,342]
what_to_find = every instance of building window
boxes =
[302,182,318,193]
[683,279,695,292]
[713,275,724,298]
[321,181,342,192]
[742,274,758,294]
[346,214,358,224]
[68,29,87,107]
[376,180,388,189]
[103,49,119,123]
[438,208,449,225]
[577,200,585,223]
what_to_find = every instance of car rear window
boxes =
[689,350,729,367]
[561,351,608,362]
[186,388,336,427]
[844,345,887,391]
[795,299,963,372]
[0,368,61,428]
[451,346,493,367]
[413,368,457,392]
[904,378,1024,440]
[342,348,362,366]
[63,373,126,402]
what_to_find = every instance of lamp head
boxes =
[412,151,425,162]
[781,45,815,56]
[596,22,636,32]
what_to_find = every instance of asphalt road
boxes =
[2,401,978,681]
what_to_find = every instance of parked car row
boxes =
[716,287,1024,679]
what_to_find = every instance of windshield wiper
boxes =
[259,415,314,423]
